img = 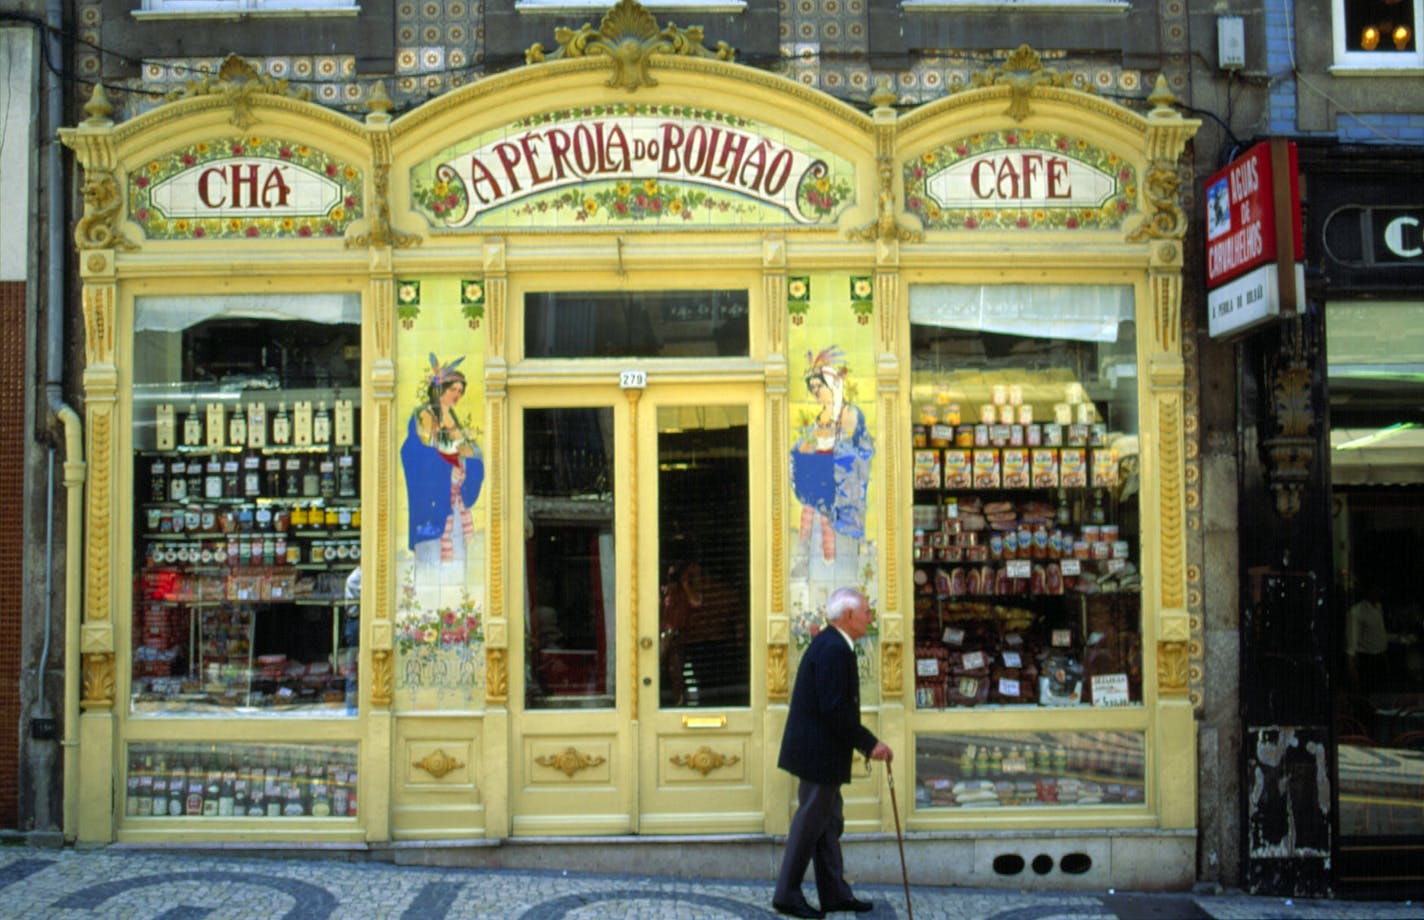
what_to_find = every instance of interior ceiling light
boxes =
[1334,422,1420,450]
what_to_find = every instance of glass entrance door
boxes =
[511,383,762,834]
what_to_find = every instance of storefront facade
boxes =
[61,10,1200,887]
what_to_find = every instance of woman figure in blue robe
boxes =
[791,346,873,563]
[401,354,484,573]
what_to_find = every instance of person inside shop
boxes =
[773,586,891,919]
[659,560,704,707]
[1346,580,1390,702]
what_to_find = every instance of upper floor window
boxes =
[1335,0,1421,69]
[136,0,356,17]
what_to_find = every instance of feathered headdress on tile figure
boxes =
[804,345,847,383]
[428,353,466,389]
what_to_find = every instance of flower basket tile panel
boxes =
[131,137,364,240]
[903,130,1138,232]
[410,104,858,230]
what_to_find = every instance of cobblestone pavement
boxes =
[0,846,1418,919]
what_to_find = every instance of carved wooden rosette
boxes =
[537,747,606,778]
[413,748,466,780]
[671,746,740,776]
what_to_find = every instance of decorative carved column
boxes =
[764,236,791,701]
[483,240,510,706]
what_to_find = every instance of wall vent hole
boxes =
[1060,852,1093,875]
[1031,854,1054,875]
[992,853,1025,875]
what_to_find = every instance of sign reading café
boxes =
[410,104,857,229]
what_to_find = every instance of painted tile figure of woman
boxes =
[401,354,484,576]
[791,346,873,564]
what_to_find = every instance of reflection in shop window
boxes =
[524,407,616,709]
[908,285,1142,711]
[658,405,750,708]
[131,294,362,716]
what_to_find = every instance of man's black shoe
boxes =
[773,899,826,919]
[821,896,873,912]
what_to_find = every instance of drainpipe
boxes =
[40,0,86,844]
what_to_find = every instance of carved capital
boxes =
[768,644,789,701]
[1157,640,1189,695]
[486,647,509,704]
[881,641,903,695]
[370,648,393,707]
[81,653,115,709]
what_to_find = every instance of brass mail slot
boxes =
[682,714,727,729]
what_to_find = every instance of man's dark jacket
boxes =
[778,626,878,785]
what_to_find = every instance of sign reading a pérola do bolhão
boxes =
[410,105,857,229]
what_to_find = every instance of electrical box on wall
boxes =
[1218,15,1246,70]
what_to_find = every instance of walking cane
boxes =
[885,760,913,920]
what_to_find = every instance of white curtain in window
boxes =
[135,293,360,333]
[909,284,1134,343]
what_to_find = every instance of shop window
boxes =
[1327,300,1424,842]
[525,290,748,359]
[124,741,357,819]
[915,731,1145,809]
[908,284,1142,711]
[1334,0,1422,67]
[135,0,357,16]
[132,294,361,716]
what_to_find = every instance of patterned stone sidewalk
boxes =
[0,847,1417,919]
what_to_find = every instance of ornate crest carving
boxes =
[525,0,735,92]
[670,746,741,776]
[166,54,312,129]
[413,748,466,780]
[966,45,1090,122]
[536,746,607,778]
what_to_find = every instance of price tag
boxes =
[916,658,941,677]
[961,651,986,670]
[1006,559,1031,579]
[619,370,647,389]
[1052,629,1073,647]
[1002,651,1022,668]
[998,678,1021,697]
[1091,673,1131,707]
[1003,632,1023,647]
[943,627,965,645]
[1106,558,1126,574]
[1061,558,1082,576]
